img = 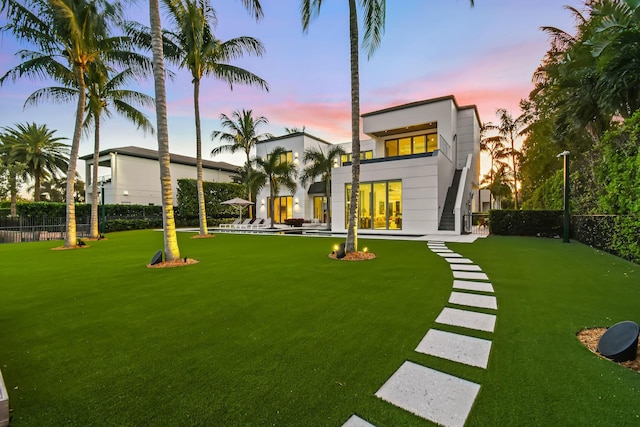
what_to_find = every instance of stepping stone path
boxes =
[343,241,497,427]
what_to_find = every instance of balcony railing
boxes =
[439,135,451,160]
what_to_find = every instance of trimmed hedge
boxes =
[176,179,245,220]
[573,215,640,264]
[489,210,563,237]
[490,210,639,264]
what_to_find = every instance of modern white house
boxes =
[255,95,481,235]
[81,146,239,206]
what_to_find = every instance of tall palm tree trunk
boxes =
[150,0,180,260]
[9,173,18,216]
[345,0,360,253]
[245,153,253,219]
[64,66,86,247]
[194,78,208,235]
[34,170,41,201]
[325,180,331,230]
[90,114,101,239]
[269,185,275,228]
[511,143,518,209]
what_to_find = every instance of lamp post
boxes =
[557,150,570,243]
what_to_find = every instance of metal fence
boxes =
[464,213,490,236]
[0,216,90,243]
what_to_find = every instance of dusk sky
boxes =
[0,0,584,175]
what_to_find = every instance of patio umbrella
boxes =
[221,197,254,220]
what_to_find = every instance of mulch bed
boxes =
[191,234,216,239]
[51,245,90,250]
[577,327,640,373]
[146,258,199,268]
[328,251,377,261]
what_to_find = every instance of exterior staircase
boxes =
[438,169,462,231]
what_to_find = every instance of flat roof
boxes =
[257,132,333,146]
[361,95,480,121]
[80,146,240,172]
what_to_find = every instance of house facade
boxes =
[255,95,481,235]
[81,146,239,206]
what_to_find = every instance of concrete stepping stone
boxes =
[450,264,482,272]
[453,279,495,293]
[444,258,473,264]
[375,361,480,427]
[431,249,454,253]
[452,271,489,281]
[435,307,496,332]
[343,415,376,427]
[437,252,461,258]
[449,292,497,310]
[415,329,493,369]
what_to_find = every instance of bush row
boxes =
[1,202,164,219]
[488,210,564,237]
[490,210,639,264]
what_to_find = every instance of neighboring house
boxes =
[81,146,239,206]
[255,95,482,235]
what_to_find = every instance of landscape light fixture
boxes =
[557,150,570,243]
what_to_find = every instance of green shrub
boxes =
[177,179,245,219]
[104,218,163,233]
[489,210,563,237]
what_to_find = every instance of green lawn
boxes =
[0,231,639,426]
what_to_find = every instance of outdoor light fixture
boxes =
[294,152,299,159]
[333,244,339,252]
[363,247,368,253]
[261,199,265,206]
[557,150,570,243]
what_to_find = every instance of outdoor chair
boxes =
[221,218,241,229]
[249,218,266,230]
[234,218,252,229]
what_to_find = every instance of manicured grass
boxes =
[0,232,639,425]
[449,237,640,426]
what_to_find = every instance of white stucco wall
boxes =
[331,155,440,235]
[255,134,333,222]
[86,153,236,205]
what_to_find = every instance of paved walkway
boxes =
[344,241,497,427]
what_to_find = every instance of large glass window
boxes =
[385,132,438,158]
[267,195,293,223]
[359,183,372,229]
[268,151,293,165]
[313,196,327,222]
[340,150,373,165]
[345,180,402,230]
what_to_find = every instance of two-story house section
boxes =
[332,95,481,235]
[255,132,334,224]
[81,146,239,206]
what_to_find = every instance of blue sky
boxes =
[0,0,584,174]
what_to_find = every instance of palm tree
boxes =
[1,0,130,247]
[285,126,305,134]
[149,0,181,260]
[495,108,526,209]
[161,0,268,237]
[0,136,26,216]
[25,64,155,238]
[299,145,345,229]
[211,109,273,218]
[480,122,509,209]
[301,0,473,252]
[84,67,155,238]
[0,123,69,201]
[253,146,297,229]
